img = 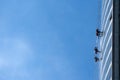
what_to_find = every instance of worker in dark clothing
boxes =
[94,56,102,62]
[94,56,99,62]
[94,47,101,54]
[96,28,103,37]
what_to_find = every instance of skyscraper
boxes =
[100,0,119,80]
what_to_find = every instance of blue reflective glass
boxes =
[102,52,112,77]
[101,14,112,50]
[102,62,112,80]
[101,0,113,80]
[106,67,112,80]
[103,24,112,50]
[102,24,112,62]
[102,0,112,30]
[102,38,112,65]
[103,0,112,28]
[102,0,109,18]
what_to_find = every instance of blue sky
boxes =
[0,0,99,80]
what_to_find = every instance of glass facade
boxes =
[100,0,113,80]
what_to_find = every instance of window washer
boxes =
[94,56,102,62]
[94,56,99,62]
[96,28,103,37]
[94,47,101,54]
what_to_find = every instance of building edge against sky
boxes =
[100,0,120,80]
